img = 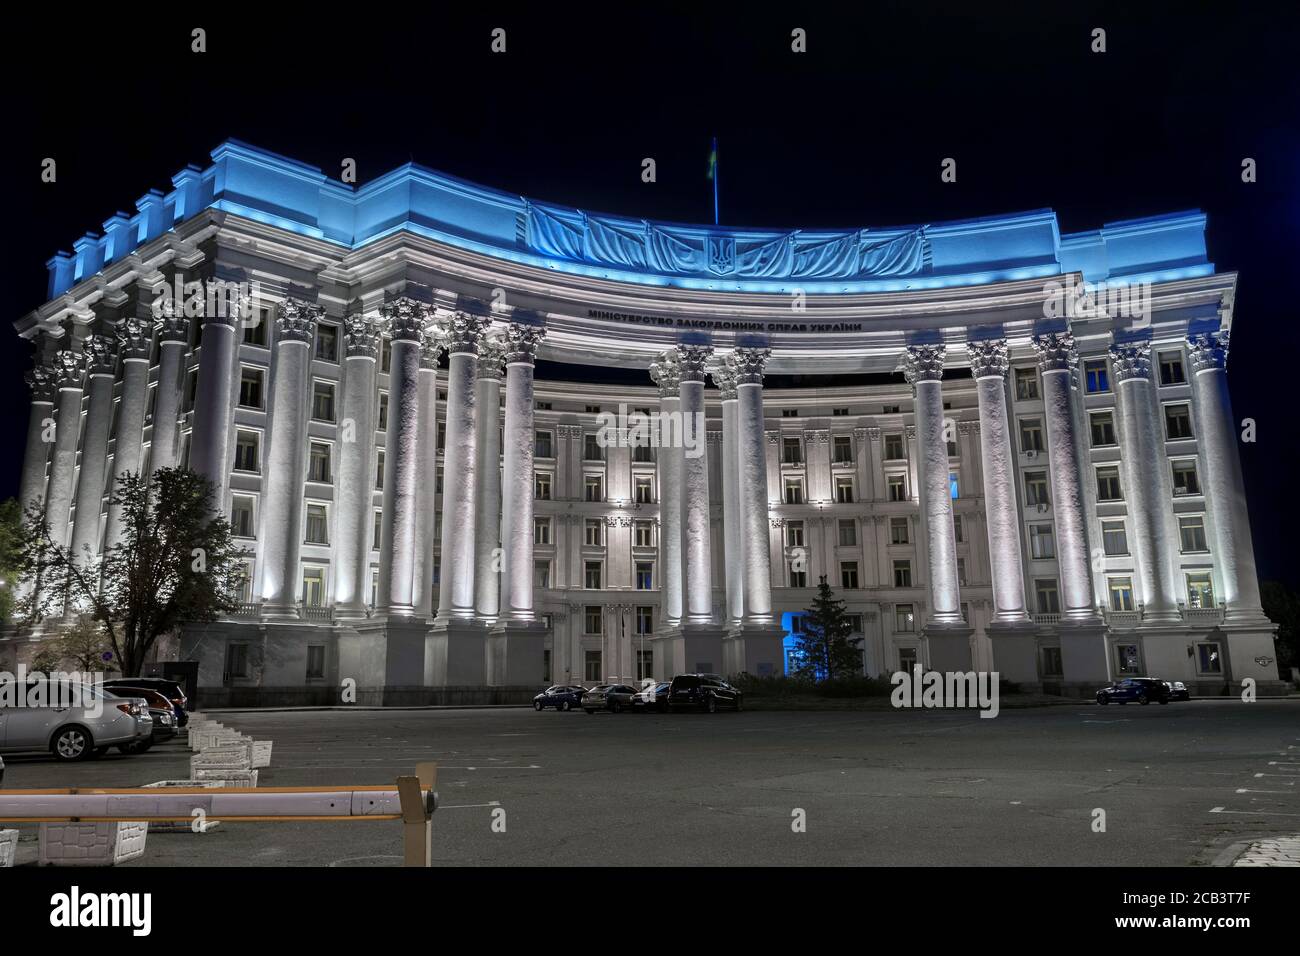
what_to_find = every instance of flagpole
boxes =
[712,137,720,225]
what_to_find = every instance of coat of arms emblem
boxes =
[707,236,736,275]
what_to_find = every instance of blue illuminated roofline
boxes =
[43,139,1214,299]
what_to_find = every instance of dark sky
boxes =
[3,4,1298,584]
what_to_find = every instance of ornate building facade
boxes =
[5,141,1282,703]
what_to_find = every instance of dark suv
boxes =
[668,674,743,713]
[1096,677,1171,706]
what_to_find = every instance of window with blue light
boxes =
[1085,359,1110,393]
[949,472,960,499]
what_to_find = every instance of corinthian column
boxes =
[500,321,546,621]
[150,313,189,473]
[189,305,241,510]
[1033,332,1100,621]
[968,340,1030,623]
[334,314,381,617]
[104,317,153,550]
[901,344,963,626]
[258,298,321,617]
[712,360,744,624]
[733,347,775,624]
[46,347,86,549]
[473,338,506,620]
[377,298,428,617]
[1187,331,1263,619]
[435,310,491,623]
[20,360,56,513]
[1110,341,1180,620]
[412,327,445,618]
[676,344,714,623]
[69,334,116,561]
[649,352,683,625]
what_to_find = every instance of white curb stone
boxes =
[39,821,148,866]
[0,829,17,868]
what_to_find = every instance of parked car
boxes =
[581,684,638,714]
[1165,680,1190,701]
[1096,677,1171,705]
[102,677,189,726]
[0,680,152,761]
[632,682,670,712]
[667,674,744,713]
[105,687,177,752]
[533,685,587,711]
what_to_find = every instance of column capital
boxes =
[155,312,190,343]
[1032,331,1078,372]
[382,297,432,342]
[83,333,116,376]
[53,347,86,389]
[420,326,446,369]
[442,310,492,353]
[276,297,323,344]
[1109,341,1152,384]
[710,358,739,400]
[1188,330,1229,373]
[343,313,383,359]
[731,346,771,385]
[967,339,1010,379]
[649,350,682,396]
[476,337,506,379]
[503,321,546,365]
[26,360,57,402]
[116,315,152,361]
[675,344,714,382]
[899,343,946,386]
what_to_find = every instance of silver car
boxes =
[0,680,152,761]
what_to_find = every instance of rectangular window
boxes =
[634,520,654,548]
[784,478,804,504]
[224,642,249,681]
[304,503,329,545]
[840,562,859,590]
[1101,519,1128,556]
[884,433,905,460]
[583,433,603,461]
[1029,523,1055,559]
[238,367,264,408]
[543,649,551,684]
[1096,466,1122,501]
[1024,471,1050,507]
[1108,576,1135,612]
[380,339,391,373]
[636,649,654,682]
[635,476,654,504]
[535,400,552,411]
[887,474,907,502]
[437,422,446,449]
[1196,641,1222,674]
[893,560,912,588]
[833,436,853,464]
[584,519,604,547]
[788,563,807,588]
[1019,418,1044,453]
[306,645,326,680]
[584,606,603,634]
[832,407,850,417]
[636,562,653,590]
[584,561,602,590]
[1186,573,1215,609]
[632,444,655,463]
[533,517,551,546]
[534,430,553,458]
[315,324,338,362]
[890,517,909,545]
[1035,579,1061,614]
[301,567,325,607]
[585,405,601,414]
[835,477,854,503]
[895,604,915,633]
[946,436,959,458]
[786,521,804,548]
[1041,646,1063,677]
[957,558,967,587]
[1158,351,1186,386]
[1014,367,1039,400]
[234,430,260,472]
[311,381,335,422]
[1171,460,1201,496]
[230,495,255,538]
[1116,643,1141,675]
[584,650,602,682]
[377,393,389,431]
[1178,515,1208,552]
[782,437,803,465]
[1085,359,1110,393]
[952,514,963,543]
[782,409,799,418]
[1089,411,1116,447]
[375,450,385,490]
[308,442,331,483]
[1164,404,1192,440]
[243,310,269,346]
[584,475,604,502]
[533,561,550,589]
[883,404,901,415]
[373,510,382,550]
[534,472,552,500]
[838,519,857,547]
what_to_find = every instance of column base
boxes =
[260,603,300,622]
[986,620,1040,689]
[486,620,547,687]
[651,622,727,680]
[724,622,786,678]
[333,602,371,622]
[425,619,488,686]
[922,623,975,673]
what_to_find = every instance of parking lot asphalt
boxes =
[3,700,1298,866]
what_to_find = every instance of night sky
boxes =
[3,5,1297,583]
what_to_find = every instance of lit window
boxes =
[533,518,551,546]
[1029,523,1055,559]
[1035,579,1060,615]
[304,503,329,544]
[1178,515,1207,552]
[838,519,857,547]
[1085,359,1110,393]
[234,431,260,472]
[884,433,905,460]
[1108,577,1134,612]
[1171,460,1201,496]
[1014,367,1039,400]
[890,517,909,545]
[1101,519,1128,556]
[534,472,552,500]
[1186,573,1215,609]
[308,442,331,483]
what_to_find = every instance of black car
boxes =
[102,678,189,726]
[581,684,637,714]
[667,674,743,713]
[1096,677,1171,705]
[632,682,671,711]
[1165,680,1191,701]
[533,685,586,711]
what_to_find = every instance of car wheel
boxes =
[559,700,570,712]
[584,708,594,715]
[534,700,543,711]
[706,697,717,714]
[1137,693,1149,705]
[1096,694,1108,705]
[610,701,622,714]
[51,726,94,762]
